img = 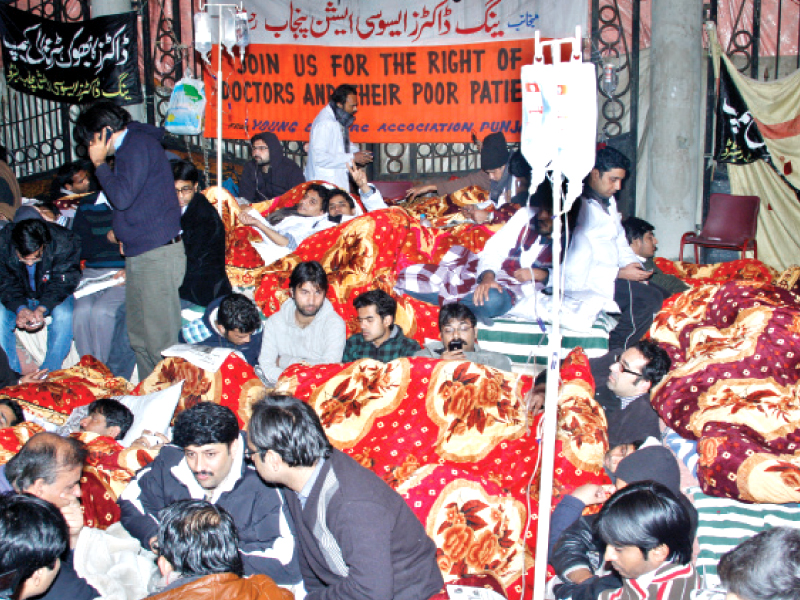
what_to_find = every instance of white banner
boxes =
[234,0,587,47]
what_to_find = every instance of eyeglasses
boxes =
[244,446,263,462]
[16,250,43,265]
[175,186,195,196]
[251,145,269,152]
[442,325,473,335]
[614,354,643,378]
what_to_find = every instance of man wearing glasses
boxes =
[415,303,512,371]
[0,215,80,374]
[239,132,304,204]
[595,339,671,447]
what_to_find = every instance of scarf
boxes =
[330,101,355,152]
[489,155,513,206]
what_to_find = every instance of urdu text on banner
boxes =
[0,5,142,106]
[203,0,587,143]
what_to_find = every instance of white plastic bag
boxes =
[164,77,206,135]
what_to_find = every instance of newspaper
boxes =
[74,270,124,299]
[161,344,240,372]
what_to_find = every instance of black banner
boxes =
[715,60,769,165]
[0,6,142,105]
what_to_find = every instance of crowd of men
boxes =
[0,86,789,600]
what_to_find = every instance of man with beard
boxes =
[564,147,663,351]
[118,402,302,589]
[239,132,304,204]
[257,261,346,385]
[342,289,419,363]
[305,84,373,190]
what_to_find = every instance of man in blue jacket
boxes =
[75,101,185,378]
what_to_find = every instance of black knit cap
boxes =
[481,132,510,170]
[614,445,680,495]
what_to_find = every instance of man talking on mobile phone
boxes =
[414,303,512,371]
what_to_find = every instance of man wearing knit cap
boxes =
[548,445,697,600]
[75,101,185,378]
[239,132,305,203]
[405,131,531,223]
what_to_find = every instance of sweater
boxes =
[595,384,660,447]
[415,340,513,372]
[179,295,263,365]
[598,562,698,600]
[257,298,346,384]
[239,132,305,203]
[179,192,232,307]
[285,450,443,600]
[72,193,125,268]
[94,122,182,257]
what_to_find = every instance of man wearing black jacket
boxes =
[0,215,80,373]
[239,132,304,203]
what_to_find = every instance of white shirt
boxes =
[304,104,360,190]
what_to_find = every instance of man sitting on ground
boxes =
[415,303,512,371]
[118,402,301,586]
[591,339,671,447]
[0,216,81,374]
[0,493,69,600]
[594,481,697,599]
[549,445,697,600]
[2,433,99,600]
[342,290,420,363]
[50,160,95,201]
[239,132,304,204]
[622,216,690,299]
[148,499,294,600]
[257,261,346,386]
[180,292,263,366]
[247,395,444,600]
[565,147,663,351]
[718,526,800,600]
[79,398,133,442]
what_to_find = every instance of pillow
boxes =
[118,381,184,447]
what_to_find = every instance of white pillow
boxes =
[117,381,184,447]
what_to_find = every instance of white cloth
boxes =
[305,104,360,190]
[562,194,641,312]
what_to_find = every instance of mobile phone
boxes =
[448,339,464,352]
[104,127,113,143]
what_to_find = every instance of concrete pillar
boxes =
[645,0,704,259]
[92,0,146,123]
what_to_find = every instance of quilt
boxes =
[649,281,800,503]
[271,348,609,599]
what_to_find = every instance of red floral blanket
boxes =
[271,349,608,599]
[650,281,800,503]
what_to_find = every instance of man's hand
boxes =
[88,130,113,168]
[113,269,126,281]
[618,263,652,282]
[347,162,370,193]
[571,483,615,506]
[404,184,436,201]
[16,307,45,331]
[567,568,595,584]
[441,349,467,361]
[353,151,373,165]
[61,496,84,549]
[18,369,48,384]
[129,430,169,450]
[473,272,503,306]
[461,205,493,224]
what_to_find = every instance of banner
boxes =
[204,39,578,143]
[715,60,769,166]
[0,6,142,105]
[246,0,587,46]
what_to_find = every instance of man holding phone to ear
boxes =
[415,302,512,371]
[74,101,185,378]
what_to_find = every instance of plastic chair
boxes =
[679,193,760,263]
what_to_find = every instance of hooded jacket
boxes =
[239,132,305,203]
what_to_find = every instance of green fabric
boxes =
[342,326,421,363]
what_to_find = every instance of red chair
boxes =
[679,193,760,263]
